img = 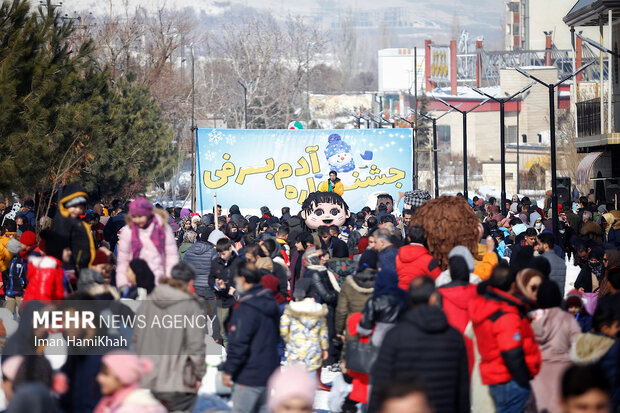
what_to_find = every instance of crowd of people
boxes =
[0,181,619,413]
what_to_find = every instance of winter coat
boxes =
[530,307,582,413]
[23,255,65,302]
[16,209,36,229]
[132,283,206,394]
[0,232,15,273]
[305,265,339,307]
[574,264,603,293]
[358,292,409,347]
[580,221,603,242]
[439,282,478,374]
[51,214,95,272]
[318,179,344,196]
[222,284,281,387]
[321,236,349,259]
[209,253,241,308]
[570,333,620,409]
[94,385,166,413]
[395,244,441,290]
[335,268,376,337]
[468,283,541,386]
[116,210,178,288]
[182,241,217,298]
[2,255,28,297]
[280,298,329,371]
[369,305,470,413]
[378,247,398,273]
[178,242,193,259]
[543,250,567,295]
[605,228,620,250]
[103,213,126,251]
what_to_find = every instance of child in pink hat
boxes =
[94,350,166,413]
[267,363,316,413]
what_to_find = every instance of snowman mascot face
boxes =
[301,192,351,230]
[324,134,355,173]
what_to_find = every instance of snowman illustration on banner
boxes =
[319,133,374,187]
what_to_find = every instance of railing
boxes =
[576,98,601,137]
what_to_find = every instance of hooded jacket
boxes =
[222,284,281,387]
[51,183,95,272]
[369,305,470,413]
[603,212,620,249]
[132,282,206,394]
[439,282,478,374]
[182,241,217,296]
[116,209,179,288]
[468,283,541,386]
[542,250,567,295]
[396,244,441,290]
[304,264,338,306]
[335,268,376,337]
[318,179,344,196]
[280,298,329,371]
[209,252,241,308]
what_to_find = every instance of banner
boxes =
[196,129,413,213]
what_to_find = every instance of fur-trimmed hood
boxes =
[285,298,328,318]
[570,333,616,364]
[346,271,375,293]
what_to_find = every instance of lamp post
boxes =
[190,43,196,212]
[397,115,422,190]
[472,82,536,215]
[237,80,253,129]
[435,97,491,200]
[515,62,594,242]
[414,108,458,198]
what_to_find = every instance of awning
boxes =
[577,151,603,185]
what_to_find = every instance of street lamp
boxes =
[397,115,423,190]
[472,82,536,215]
[413,107,459,198]
[514,62,594,241]
[190,43,196,211]
[237,80,254,129]
[435,97,491,200]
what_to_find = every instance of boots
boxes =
[317,369,332,392]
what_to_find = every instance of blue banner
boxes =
[196,129,413,213]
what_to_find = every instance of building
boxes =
[506,0,598,51]
[564,0,620,205]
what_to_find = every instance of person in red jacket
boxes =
[468,262,541,413]
[438,254,478,375]
[396,226,441,290]
[23,230,66,303]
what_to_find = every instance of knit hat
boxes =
[19,231,36,248]
[2,356,24,381]
[129,197,153,217]
[404,190,431,210]
[91,249,109,266]
[180,208,190,219]
[7,238,22,255]
[267,364,316,412]
[564,289,584,308]
[261,274,284,305]
[357,249,379,271]
[101,350,153,385]
[537,279,562,309]
[448,246,475,273]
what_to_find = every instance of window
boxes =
[513,24,520,35]
[506,125,517,144]
[437,125,451,152]
[508,2,519,12]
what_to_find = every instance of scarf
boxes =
[131,214,166,267]
[589,261,604,281]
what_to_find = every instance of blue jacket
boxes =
[183,241,217,295]
[222,284,280,387]
[378,247,399,273]
[15,209,36,229]
[2,256,28,297]
[103,213,126,250]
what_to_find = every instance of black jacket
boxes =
[209,253,241,308]
[222,284,280,386]
[103,213,126,251]
[322,236,349,258]
[359,293,409,331]
[183,241,217,296]
[574,264,603,293]
[369,305,470,413]
[305,265,338,306]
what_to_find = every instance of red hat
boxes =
[91,249,109,266]
[20,231,37,248]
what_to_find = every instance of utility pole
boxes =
[190,44,196,212]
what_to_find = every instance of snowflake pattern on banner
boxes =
[204,151,216,161]
[208,130,224,145]
[226,135,236,145]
